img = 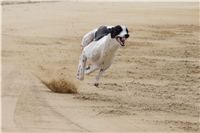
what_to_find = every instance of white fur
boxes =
[118,25,128,37]
[77,25,128,86]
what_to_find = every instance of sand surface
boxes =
[2,1,200,132]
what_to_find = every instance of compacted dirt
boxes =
[2,1,200,132]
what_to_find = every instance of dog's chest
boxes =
[99,40,119,68]
[103,45,118,59]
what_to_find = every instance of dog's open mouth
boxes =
[116,37,126,47]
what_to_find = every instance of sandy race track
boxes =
[2,1,200,132]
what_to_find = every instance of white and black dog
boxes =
[77,25,129,87]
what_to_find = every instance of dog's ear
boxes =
[110,25,122,38]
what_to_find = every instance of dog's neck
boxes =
[103,34,120,53]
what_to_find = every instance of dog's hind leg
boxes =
[85,65,98,75]
[77,53,87,80]
[94,69,104,87]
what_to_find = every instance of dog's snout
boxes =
[125,34,129,38]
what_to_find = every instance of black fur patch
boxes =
[110,25,123,38]
[94,26,110,41]
[94,25,123,41]
[126,28,128,33]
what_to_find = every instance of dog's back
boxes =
[94,26,110,41]
[81,25,111,48]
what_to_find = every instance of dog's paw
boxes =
[84,66,90,75]
[77,74,84,80]
[77,76,84,81]
[94,83,99,87]
[84,70,90,75]
[85,65,90,70]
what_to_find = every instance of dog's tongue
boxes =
[120,37,126,44]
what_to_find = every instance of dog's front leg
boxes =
[77,53,87,80]
[94,69,104,87]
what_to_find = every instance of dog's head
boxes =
[110,25,129,47]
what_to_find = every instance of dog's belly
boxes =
[96,50,116,69]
